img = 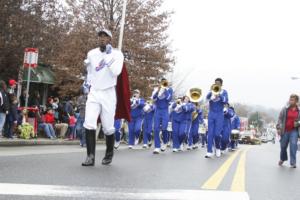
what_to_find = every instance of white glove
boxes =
[82,81,90,95]
[211,94,220,101]
[83,59,90,67]
[143,104,151,113]
[223,107,228,114]
[106,44,112,54]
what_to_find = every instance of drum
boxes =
[230,129,240,140]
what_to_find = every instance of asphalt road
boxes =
[0,142,299,200]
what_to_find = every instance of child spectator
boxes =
[68,112,77,140]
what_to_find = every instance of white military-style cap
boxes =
[97,29,112,38]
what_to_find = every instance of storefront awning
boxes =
[23,64,55,84]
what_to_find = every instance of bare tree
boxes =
[0,0,174,98]
[54,0,174,97]
[0,0,66,81]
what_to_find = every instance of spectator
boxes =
[36,107,56,139]
[6,95,18,139]
[277,94,300,168]
[55,122,69,138]
[62,97,73,123]
[19,89,27,107]
[0,81,10,137]
[76,90,87,146]
[46,97,54,108]
[44,108,55,126]
[29,91,41,109]
[65,98,74,114]
[68,111,77,140]
[7,79,17,96]
[52,97,60,121]
[52,98,68,138]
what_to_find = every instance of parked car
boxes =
[240,130,262,145]
[260,131,275,144]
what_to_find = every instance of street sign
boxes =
[23,48,38,68]
[23,48,38,108]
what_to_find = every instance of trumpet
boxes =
[146,99,153,105]
[186,88,202,103]
[176,99,182,105]
[174,101,183,113]
[158,80,168,98]
[160,79,168,88]
[211,84,221,96]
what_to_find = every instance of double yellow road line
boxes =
[201,148,250,192]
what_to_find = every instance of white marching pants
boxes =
[84,87,116,135]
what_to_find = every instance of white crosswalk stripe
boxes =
[0,183,250,200]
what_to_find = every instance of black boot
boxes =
[102,134,115,165]
[82,129,96,166]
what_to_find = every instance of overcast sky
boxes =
[162,0,300,109]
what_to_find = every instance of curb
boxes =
[0,139,105,147]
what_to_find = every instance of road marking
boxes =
[0,145,128,157]
[231,148,250,192]
[201,150,241,190]
[0,183,250,200]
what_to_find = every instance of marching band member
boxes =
[114,119,123,149]
[170,97,183,152]
[205,78,229,158]
[230,109,241,150]
[142,99,155,148]
[188,103,203,150]
[220,103,235,154]
[178,96,195,151]
[152,78,173,154]
[82,29,129,166]
[128,89,145,149]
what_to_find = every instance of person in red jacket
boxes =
[43,108,56,138]
[277,94,300,168]
[44,108,55,124]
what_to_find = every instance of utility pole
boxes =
[118,0,127,50]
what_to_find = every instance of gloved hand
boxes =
[223,107,228,114]
[104,44,115,68]
[106,44,112,54]
[82,82,90,95]
[83,59,90,67]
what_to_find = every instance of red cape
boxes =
[115,63,131,122]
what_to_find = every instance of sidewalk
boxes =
[0,138,105,146]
